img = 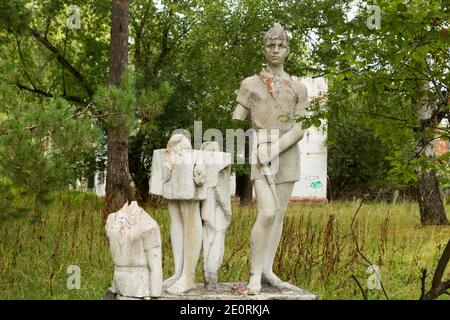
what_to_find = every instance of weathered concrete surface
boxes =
[159,282,318,300]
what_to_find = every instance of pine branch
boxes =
[15,34,37,91]
[28,28,94,98]
[14,82,84,104]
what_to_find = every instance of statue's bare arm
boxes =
[257,124,304,165]
[278,123,304,151]
[232,103,248,122]
[146,246,162,298]
[143,227,163,298]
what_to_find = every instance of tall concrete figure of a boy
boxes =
[232,23,309,295]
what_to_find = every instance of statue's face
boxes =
[262,39,288,67]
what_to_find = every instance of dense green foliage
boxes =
[1,0,447,204]
[0,82,99,218]
[319,0,449,197]
[0,0,111,213]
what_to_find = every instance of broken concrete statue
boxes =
[105,201,163,299]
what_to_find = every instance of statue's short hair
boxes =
[166,134,192,151]
[263,23,289,46]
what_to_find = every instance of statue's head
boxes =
[166,134,192,152]
[201,141,220,152]
[262,23,289,68]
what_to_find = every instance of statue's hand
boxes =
[257,142,279,165]
[193,164,206,186]
[163,163,172,181]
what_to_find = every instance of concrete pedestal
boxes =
[160,282,318,300]
[104,283,318,300]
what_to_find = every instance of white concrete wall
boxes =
[75,170,106,197]
[94,170,106,197]
[292,77,328,200]
[293,121,327,200]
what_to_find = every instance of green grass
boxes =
[0,192,449,300]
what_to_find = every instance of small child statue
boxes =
[200,141,232,289]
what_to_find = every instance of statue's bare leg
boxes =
[262,182,299,290]
[167,201,202,294]
[201,193,215,287]
[164,201,183,289]
[202,221,213,282]
[247,179,277,295]
[204,204,228,289]
[205,228,226,289]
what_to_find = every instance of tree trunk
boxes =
[128,133,149,204]
[415,92,449,226]
[421,239,450,299]
[236,173,253,205]
[417,169,449,225]
[108,0,130,87]
[105,0,131,215]
[106,125,132,214]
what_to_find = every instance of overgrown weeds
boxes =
[0,194,448,299]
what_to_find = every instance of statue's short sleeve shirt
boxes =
[235,72,309,183]
[106,210,161,298]
[142,215,161,252]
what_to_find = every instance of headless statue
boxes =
[232,23,309,295]
[105,201,162,299]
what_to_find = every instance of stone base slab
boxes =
[160,282,318,300]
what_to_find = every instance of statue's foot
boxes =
[204,272,218,290]
[247,275,262,295]
[262,272,299,291]
[163,274,180,289]
[166,277,196,295]
[261,272,283,286]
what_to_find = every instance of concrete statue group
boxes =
[105,23,314,300]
